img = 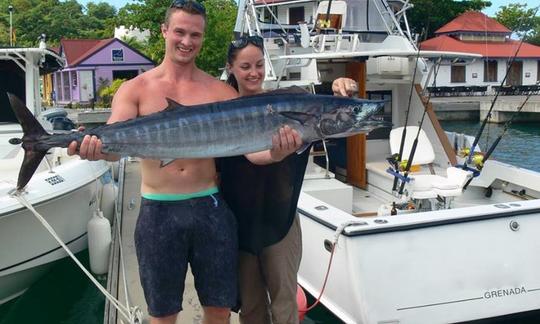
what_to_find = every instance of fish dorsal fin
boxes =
[279,111,316,125]
[165,98,189,112]
[236,86,309,100]
[268,86,310,95]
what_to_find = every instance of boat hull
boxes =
[0,160,110,305]
[298,192,540,323]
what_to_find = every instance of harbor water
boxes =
[1,121,539,324]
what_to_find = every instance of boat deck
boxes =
[104,159,240,324]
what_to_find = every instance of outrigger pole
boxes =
[462,7,538,171]
[397,58,442,195]
[462,83,538,190]
[392,29,424,192]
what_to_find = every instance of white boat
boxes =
[0,46,113,304]
[233,0,540,322]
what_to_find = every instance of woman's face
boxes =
[228,44,265,96]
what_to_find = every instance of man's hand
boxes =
[332,77,358,97]
[269,125,303,162]
[66,126,110,161]
[67,134,109,161]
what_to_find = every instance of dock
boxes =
[104,159,240,324]
[431,95,540,123]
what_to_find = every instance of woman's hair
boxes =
[226,35,264,91]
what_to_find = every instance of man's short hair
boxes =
[165,0,207,26]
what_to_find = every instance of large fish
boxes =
[7,87,386,190]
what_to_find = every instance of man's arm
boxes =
[67,80,140,161]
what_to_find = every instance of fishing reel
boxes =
[457,147,485,170]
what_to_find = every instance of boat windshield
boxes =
[343,0,392,34]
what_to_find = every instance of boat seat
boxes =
[389,127,472,200]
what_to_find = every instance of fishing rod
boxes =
[463,7,538,168]
[391,28,424,193]
[397,57,443,195]
[462,84,537,190]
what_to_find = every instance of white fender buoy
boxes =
[100,181,116,222]
[88,210,112,275]
[377,203,391,216]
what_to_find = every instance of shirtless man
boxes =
[68,1,300,323]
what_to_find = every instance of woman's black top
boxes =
[218,147,311,254]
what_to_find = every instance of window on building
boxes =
[538,60,540,82]
[62,71,71,101]
[484,60,497,82]
[451,65,466,83]
[261,7,278,24]
[113,70,138,80]
[71,71,77,87]
[289,7,305,24]
[112,49,124,62]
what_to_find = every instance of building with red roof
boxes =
[51,38,154,106]
[420,11,540,92]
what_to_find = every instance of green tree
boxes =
[408,0,491,40]
[81,2,118,39]
[0,0,117,47]
[118,0,237,76]
[495,4,540,45]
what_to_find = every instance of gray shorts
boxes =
[134,194,238,317]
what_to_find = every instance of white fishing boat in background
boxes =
[0,46,114,304]
[233,0,540,322]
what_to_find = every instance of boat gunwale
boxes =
[298,202,540,237]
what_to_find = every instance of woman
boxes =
[219,35,357,324]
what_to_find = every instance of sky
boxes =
[75,0,524,16]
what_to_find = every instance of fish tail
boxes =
[7,93,52,190]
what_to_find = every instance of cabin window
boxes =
[289,7,305,24]
[112,49,124,62]
[484,60,497,82]
[366,90,392,140]
[537,60,540,82]
[451,65,466,83]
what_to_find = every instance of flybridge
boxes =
[0,47,64,116]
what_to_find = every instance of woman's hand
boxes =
[269,125,303,162]
[332,77,358,97]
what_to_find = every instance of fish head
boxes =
[318,100,387,138]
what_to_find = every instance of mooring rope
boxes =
[299,220,366,313]
[11,188,142,324]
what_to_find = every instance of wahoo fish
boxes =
[7,87,386,190]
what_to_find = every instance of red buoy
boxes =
[297,284,307,322]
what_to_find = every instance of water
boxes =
[441,121,540,173]
[2,121,539,324]
[0,252,105,324]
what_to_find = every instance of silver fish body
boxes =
[8,88,386,189]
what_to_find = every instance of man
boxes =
[69,1,300,323]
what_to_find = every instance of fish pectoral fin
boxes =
[279,111,315,125]
[296,143,312,155]
[165,98,188,111]
[160,159,176,167]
